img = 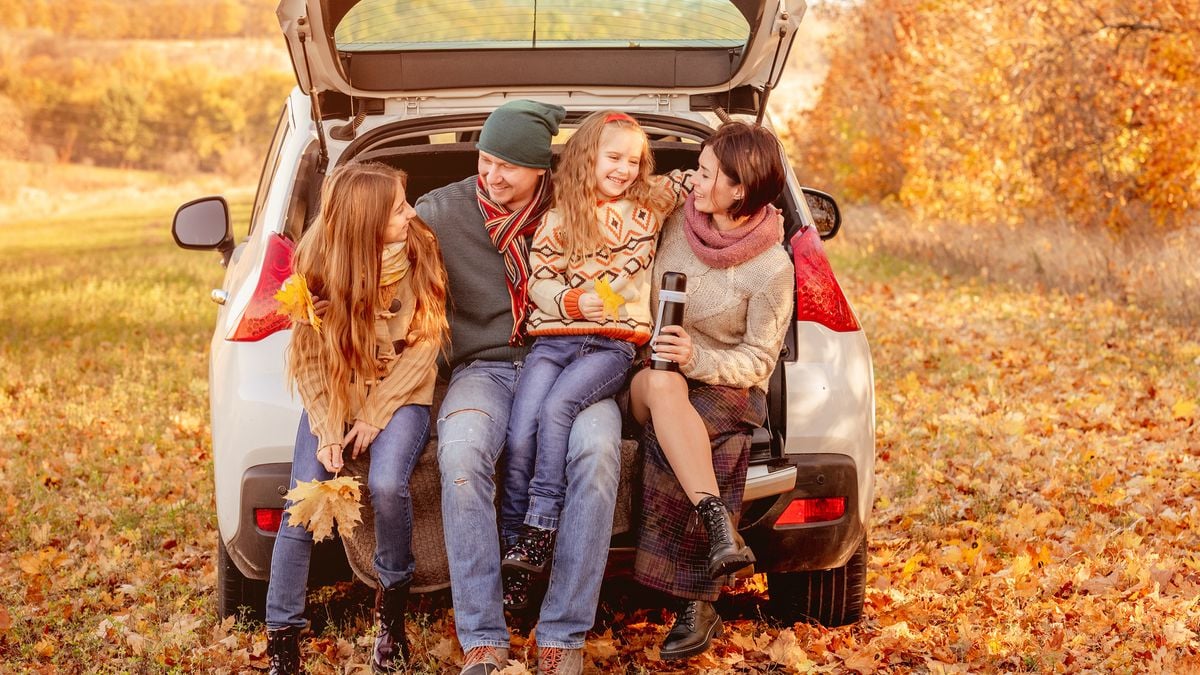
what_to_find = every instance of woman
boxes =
[265,162,448,675]
[630,122,793,661]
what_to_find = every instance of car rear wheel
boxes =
[767,535,866,627]
[218,538,267,622]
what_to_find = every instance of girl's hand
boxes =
[312,297,329,319]
[653,325,694,365]
[316,444,345,473]
[577,292,607,322]
[343,420,381,459]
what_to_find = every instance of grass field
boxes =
[2,200,1198,673]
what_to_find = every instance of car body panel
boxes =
[784,322,876,526]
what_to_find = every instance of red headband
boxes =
[604,112,636,124]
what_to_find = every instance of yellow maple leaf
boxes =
[283,476,363,542]
[593,276,626,320]
[1172,398,1197,421]
[275,273,322,334]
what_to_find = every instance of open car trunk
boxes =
[279,120,796,582]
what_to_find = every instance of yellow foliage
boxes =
[283,476,363,542]
[593,276,627,320]
[788,0,1200,231]
[274,273,321,335]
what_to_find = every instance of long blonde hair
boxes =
[287,162,448,430]
[554,110,672,262]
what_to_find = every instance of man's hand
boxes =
[577,292,607,322]
[343,420,381,459]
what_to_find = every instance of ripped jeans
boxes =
[437,359,621,652]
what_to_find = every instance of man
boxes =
[415,100,622,675]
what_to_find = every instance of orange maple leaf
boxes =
[283,476,363,542]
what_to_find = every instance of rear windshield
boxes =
[334,0,751,52]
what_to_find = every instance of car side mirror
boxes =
[174,196,234,264]
[802,188,842,240]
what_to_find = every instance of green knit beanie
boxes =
[476,100,566,169]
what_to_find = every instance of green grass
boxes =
[0,199,232,669]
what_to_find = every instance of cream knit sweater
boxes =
[649,209,794,391]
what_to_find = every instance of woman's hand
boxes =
[343,420,381,459]
[577,292,607,322]
[653,325,694,365]
[316,444,345,473]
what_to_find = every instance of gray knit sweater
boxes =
[415,176,530,370]
[649,209,794,391]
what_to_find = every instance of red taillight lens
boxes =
[790,227,860,332]
[228,233,295,342]
[776,497,847,525]
[255,508,284,532]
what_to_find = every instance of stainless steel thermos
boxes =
[650,272,688,372]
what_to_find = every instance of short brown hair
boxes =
[701,121,786,219]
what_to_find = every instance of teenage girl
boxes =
[500,111,689,580]
[264,162,448,675]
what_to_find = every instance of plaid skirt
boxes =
[633,381,767,601]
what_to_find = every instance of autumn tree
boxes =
[790,0,1200,231]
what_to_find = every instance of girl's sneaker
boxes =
[501,525,557,576]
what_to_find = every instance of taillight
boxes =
[775,497,847,525]
[790,227,860,332]
[255,508,284,532]
[227,233,295,342]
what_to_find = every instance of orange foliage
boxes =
[789,0,1200,231]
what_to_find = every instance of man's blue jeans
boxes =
[265,406,430,629]
[504,335,633,531]
[438,359,621,651]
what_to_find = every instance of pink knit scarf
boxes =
[682,193,783,269]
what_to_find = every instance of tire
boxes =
[217,538,268,622]
[768,535,867,627]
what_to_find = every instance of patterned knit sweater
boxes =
[527,171,691,345]
[649,208,794,391]
[294,278,438,451]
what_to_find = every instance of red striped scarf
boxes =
[476,174,553,346]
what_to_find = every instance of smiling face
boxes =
[478,151,547,212]
[381,180,416,244]
[691,146,743,217]
[593,126,646,200]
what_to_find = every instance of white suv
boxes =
[173,0,874,628]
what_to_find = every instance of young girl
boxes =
[501,111,690,581]
[265,162,448,675]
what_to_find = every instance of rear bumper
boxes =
[740,453,865,573]
[226,463,291,580]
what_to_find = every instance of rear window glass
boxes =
[334,0,751,52]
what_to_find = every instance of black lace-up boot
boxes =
[267,625,302,675]
[661,599,723,660]
[695,494,756,579]
[501,525,557,576]
[372,583,410,673]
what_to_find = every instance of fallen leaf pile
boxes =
[284,476,364,542]
[1,203,1197,672]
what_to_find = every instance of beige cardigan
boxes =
[294,278,438,451]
